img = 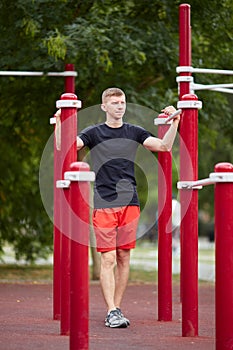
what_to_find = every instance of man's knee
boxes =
[116,249,130,265]
[101,250,116,269]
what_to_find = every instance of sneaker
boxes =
[105,309,128,328]
[116,308,130,326]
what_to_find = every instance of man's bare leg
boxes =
[114,249,131,308]
[100,250,116,312]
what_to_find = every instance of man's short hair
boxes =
[102,87,125,103]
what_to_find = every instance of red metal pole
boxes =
[53,124,62,320]
[179,3,191,98]
[157,114,172,321]
[53,64,76,320]
[178,3,192,306]
[178,94,201,337]
[56,93,80,335]
[66,161,94,350]
[65,63,75,93]
[215,162,233,350]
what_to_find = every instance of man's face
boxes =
[102,95,126,120]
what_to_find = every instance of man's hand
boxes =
[161,106,181,123]
[54,108,61,118]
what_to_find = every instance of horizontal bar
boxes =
[193,83,233,90]
[164,109,182,123]
[177,178,215,190]
[178,172,233,190]
[0,70,77,77]
[191,83,233,94]
[154,109,181,125]
[177,66,233,75]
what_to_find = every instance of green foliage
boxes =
[0,0,233,261]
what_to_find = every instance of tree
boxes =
[0,0,232,261]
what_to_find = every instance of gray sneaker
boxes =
[105,309,128,328]
[116,308,130,326]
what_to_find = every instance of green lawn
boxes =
[0,240,214,284]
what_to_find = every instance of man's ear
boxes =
[101,104,106,112]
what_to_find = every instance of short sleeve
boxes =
[78,125,95,148]
[134,125,152,144]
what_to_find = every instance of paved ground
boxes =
[0,281,215,350]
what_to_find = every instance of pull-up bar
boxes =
[176,66,233,94]
[0,70,77,77]
[177,66,233,75]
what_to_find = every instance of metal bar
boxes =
[193,83,233,90]
[164,109,182,123]
[178,173,233,190]
[177,66,233,75]
[177,178,215,190]
[0,70,77,77]
[192,84,233,94]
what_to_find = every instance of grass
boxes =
[0,239,214,284]
[0,264,53,283]
[0,263,182,284]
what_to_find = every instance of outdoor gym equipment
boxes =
[178,163,233,349]
[54,93,95,349]
[153,5,233,349]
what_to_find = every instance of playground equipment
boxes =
[0,62,79,326]
[45,3,232,349]
[48,65,78,323]
[178,162,233,349]
[54,93,95,349]
[156,113,173,322]
[154,4,233,348]
[177,4,233,350]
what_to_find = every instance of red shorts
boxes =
[92,205,140,252]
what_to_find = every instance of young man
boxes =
[60,87,180,328]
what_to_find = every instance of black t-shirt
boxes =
[79,122,151,209]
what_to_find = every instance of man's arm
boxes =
[54,109,85,151]
[143,106,180,152]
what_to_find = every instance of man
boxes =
[58,87,180,328]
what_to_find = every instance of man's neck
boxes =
[105,120,123,128]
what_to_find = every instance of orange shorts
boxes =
[92,205,140,252]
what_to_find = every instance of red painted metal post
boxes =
[56,93,81,335]
[215,162,233,350]
[178,3,192,306]
[53,125,62,320]
[65,63,76,93]
[66,162,94,350]
[53,64,76,320]
[178,94,201,337]
[157,114,172,321]
[179,3,191,98]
